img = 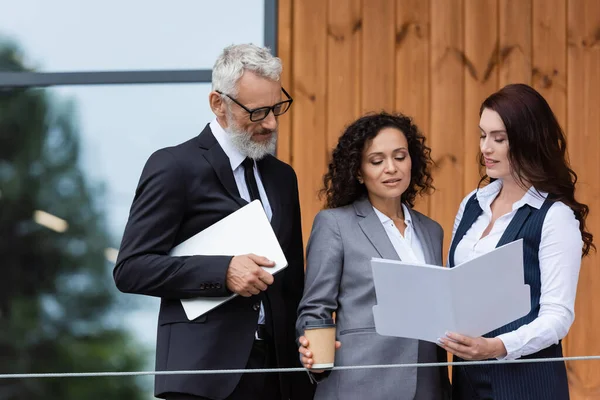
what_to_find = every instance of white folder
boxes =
[371,239,531,343]
[169,200,288,320]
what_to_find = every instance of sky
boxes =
[0,0,266,371]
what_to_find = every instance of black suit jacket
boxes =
[114,124,315,399]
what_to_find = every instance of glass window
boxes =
[51,84,213,239]
[0,0,265,72]
[0,1,271,396]
[0,83,213,398]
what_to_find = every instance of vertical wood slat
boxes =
[532,0,567,127]
[362,0,396,113]
[430,0,466,376]
[464,0,499,194]
[291,0,329,243]
[498,0,533,86]
[395,0,431,214]
[565,0,600,398]
[326,0,362,152]
[276,0,293,164]
[430,0,465,255]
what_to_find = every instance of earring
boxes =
[357,177,364,184]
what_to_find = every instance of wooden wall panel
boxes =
[280,1,600,397]
[395,0,431,214]
[291,0,328,243]
[498,0,532,86]
[430,0,464,253]
[464,0,498,194]
[276,0,293,164]
[362,0,396,112]
[532,0,567,126]
[326,0,362,151]
[565,0,600,397]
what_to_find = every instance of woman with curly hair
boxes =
[438,83,594,400]
[295,112,451,399]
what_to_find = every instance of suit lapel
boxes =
[409,209,436,264]
[448,194,481,267]
[256,157,282,235]
[197,125,246,207]
[355,198,400,261]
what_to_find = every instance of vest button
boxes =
[252,302,260,311]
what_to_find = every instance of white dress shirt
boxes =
[450,180,583,360]
[211,119,272,327]
[373,203,427,264]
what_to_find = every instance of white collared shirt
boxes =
[451,180,583,360]
[373,203,427,264]
[210,118,272,326]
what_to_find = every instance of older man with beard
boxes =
[113,44,314,400]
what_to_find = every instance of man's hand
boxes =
[226,254,275,297]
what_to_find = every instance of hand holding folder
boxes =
[371,239,531,343]
[169,200,288,320]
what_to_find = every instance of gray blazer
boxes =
[296,197,451,400]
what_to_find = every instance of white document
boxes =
[169,200,288,320]
[371,239,531,343]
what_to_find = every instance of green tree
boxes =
[0,40,147,399]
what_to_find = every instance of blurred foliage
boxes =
[0,40,147,399]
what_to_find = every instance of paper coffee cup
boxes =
[304,318,336,369]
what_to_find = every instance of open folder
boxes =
[371,239,531,343]
[169,200,288,320]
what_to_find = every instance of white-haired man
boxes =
[114,44,314,400]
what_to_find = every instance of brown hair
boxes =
[321,112,434,209]
[480,83,594,256]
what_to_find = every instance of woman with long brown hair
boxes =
[438,83,594,399]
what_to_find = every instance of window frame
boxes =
[0,0,278,88]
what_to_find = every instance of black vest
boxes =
[448,192,570,400]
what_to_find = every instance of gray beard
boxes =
[225,112,277,160]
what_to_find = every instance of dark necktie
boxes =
[242,157,261,203]
[242,158,271,339]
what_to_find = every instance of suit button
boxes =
[199,284,205,290]
[215,283,221,289]
[252,303,260,311]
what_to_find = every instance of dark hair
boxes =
[321,111,434,209]
[480,83,594,256]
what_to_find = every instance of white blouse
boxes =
[373,204,426,264]
[451,180,583,360]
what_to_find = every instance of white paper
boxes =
[371,239,531,343]
[169,200,288,320]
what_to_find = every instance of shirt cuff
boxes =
[496,332,522,360]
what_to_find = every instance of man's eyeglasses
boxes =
[216,88,293,122]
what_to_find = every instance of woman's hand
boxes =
[437,332,507,360]
[298,335,342,373]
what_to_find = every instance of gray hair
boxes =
[211,43,282,96]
